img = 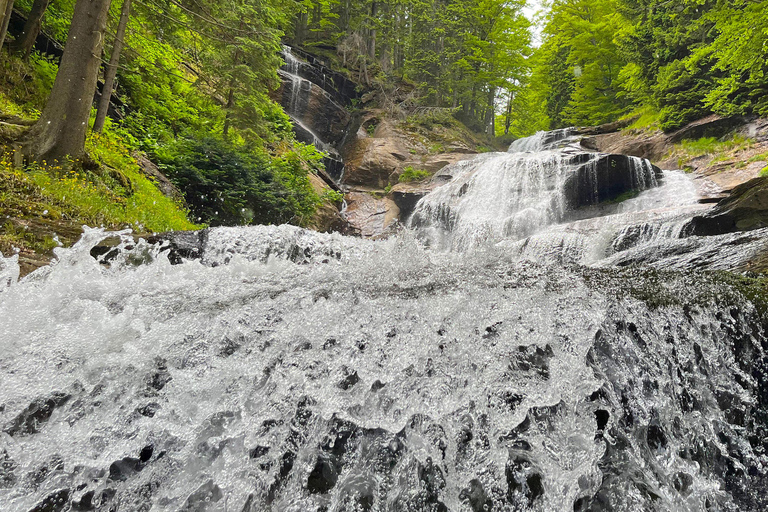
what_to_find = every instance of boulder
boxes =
[684,177,768,236]
[306,173,346,234]
[343,191,399,238]
[390,181,440,221]
[564,153,663,209]
[342,138,409,188]
[135,154,185,204]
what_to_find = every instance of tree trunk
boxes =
[222,87,234,137]
[0,0,14,50]
[13,0,50,58]
[486,85,496,136]
[368,1,377,59]
[22,0,112,163]
[505,90,513,135]
[94,0,131,134]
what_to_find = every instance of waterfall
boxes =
[508,128,576,153]
[2,130,768,512]
[279,46,346,181]
[410,145,660,251]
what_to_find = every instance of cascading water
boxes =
[410,145,660,252]
[2,131,768,512]
[279,46,347,182]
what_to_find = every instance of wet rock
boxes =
[108,457,144,482]
[70,490,95,510]
[459,479,492,512]
[646,424,668,452]
[29,488,72,512]
[416,457,447,507]
[139,445,154,463]
[277,74,351,148]
[144,358,172,395]
[27,454,65,489]
[0,450,18,488]
[145,230,206,265]
[249,446,269,459]
[595,409,610,431]
[511,344,554,379]
[390,181,440,220]
[137,402,161,418]
[307,418,358,494]
[371,380,386,391]
[338,369,360,390]
[564,153,662,208]
[506,456,544,506]
[4,391,71,436]
[181,479,223,512]
[685,176,768,236]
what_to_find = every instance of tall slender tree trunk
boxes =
[13,0,50,58]
[368,1,377,59]
[504,90,513,135]
[94,0,131,134]
[222,87,234,137]
[222,22,243,138]
[0,0,15,50]
[22,0,112,163]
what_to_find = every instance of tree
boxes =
[94,0,131,133]
[0,0,14,50]
[13,0,51,58]
[22,0,113,163]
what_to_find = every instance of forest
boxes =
[0,0,766,242]
[511,0,768,135]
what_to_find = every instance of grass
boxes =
[748,152,768,163]
[399,166,431,183]
[672,134,756,170]
[678,134,753,157]
[0,129,201,257]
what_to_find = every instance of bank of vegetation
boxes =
[508,0,768,136]
[0,0,333,263]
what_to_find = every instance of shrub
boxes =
[155,137,320,227]
[399,166,431,183]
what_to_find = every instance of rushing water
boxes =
[1,132,768,512]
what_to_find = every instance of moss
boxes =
[581,267,768,321]
[603,190,641,205]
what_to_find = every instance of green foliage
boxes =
[322,189,344,203]
[678,135,753,158]
[294,0,531,134]
[399,166,430,183]
[156,137,320,227]
[512,0,768,132]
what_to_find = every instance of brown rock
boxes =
[307,174,346,233]
[343,138,409,188]
[343,191,399,238]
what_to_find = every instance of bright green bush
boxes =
[156,137,321,227]
[399,166,431,183]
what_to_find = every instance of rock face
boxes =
[564,153,663,209]
[685,177,768,236]
[342,136,410,188]
[342,191,400,238]
[277,77,351,148]
[306,173,346,233]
